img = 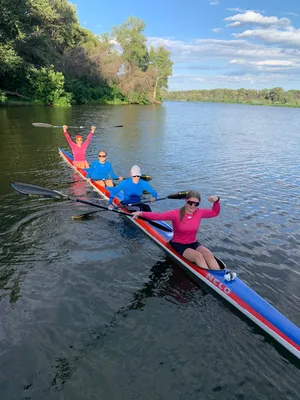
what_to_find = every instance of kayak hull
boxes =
[59,148,300,360]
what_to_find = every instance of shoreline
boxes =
[0,97,162,107]
[163,99,300,109]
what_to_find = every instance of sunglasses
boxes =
[186,200,200,207]
[132,175,141,178]
[76,139,82,142]
[98,155,106,158]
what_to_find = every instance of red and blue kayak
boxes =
[59,148,300,360]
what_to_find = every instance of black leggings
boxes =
[169,241,201,256]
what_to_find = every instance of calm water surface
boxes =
[0,102,299,399]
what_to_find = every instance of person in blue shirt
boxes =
[86,150,123,187]
[108,165,157,211]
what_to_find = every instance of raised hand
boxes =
[208,195,220,203]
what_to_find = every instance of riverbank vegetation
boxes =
[163,88,300,107]
[0,0,172,106]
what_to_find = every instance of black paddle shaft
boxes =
[11,182,173,232]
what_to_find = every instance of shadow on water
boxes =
[49,250,300,395]
[49,257,206,391]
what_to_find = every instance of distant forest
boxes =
[0,0,172,106]
[163,87,300,107]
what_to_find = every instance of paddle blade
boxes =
[71,210,106,220]
[113,125,123,128]
[32,123,55,128]
[140,175,152,182]
[11,182,63,199]
[72,213,96,220]
[167,191,189,200]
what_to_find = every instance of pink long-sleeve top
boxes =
[140,201,220,244]
[63,130,94,162]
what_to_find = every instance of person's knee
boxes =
[199,247,212,258]
[195,252,205,263]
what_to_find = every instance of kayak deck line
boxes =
[58,148,300,360]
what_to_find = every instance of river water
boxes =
[0,102,299,399]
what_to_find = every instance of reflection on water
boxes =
[0,102,299,399]
[49,258,197,390]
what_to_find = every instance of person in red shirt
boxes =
[132,190,221,270]
[63,125,96,168]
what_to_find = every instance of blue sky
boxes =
[71,0,300,91]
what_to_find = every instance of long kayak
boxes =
[59,148,300,360]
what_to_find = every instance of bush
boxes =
[28,65,72,106]
[127,91,150,104]
[0,90,7,103]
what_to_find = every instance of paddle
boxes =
[32,123,123,128]
[11,182,173,233]
[115,175,152,182]
[71,190,188,220]
[116,191,189,208]
[58,174,152,188]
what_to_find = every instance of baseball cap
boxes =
[130,165,141,176]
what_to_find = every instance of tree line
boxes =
[163,87,300,107]
[0,0,173,106]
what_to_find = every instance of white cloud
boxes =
[227,22,242,27]
[285,12,299,17]
[212,28,223,33]
[234,27,300,47]
[170,72,288,86]
[209,1,219,5]
[230,59,296,67]
[225,11,290,28]
[226,8,244,12]
[148,9,300,90]
[148,37,300,62]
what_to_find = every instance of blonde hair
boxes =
[179,190,201,221]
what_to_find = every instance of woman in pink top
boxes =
[132,190,221,270]
[63,125,96,168]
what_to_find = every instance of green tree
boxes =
[148,46,173,102]
[266,87,284,103]
[112,16,148,71]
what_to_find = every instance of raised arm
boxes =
[83,126,96,148]
[63,125,74,147]
[200,196,220,218]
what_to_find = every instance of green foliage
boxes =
[0,89,7,103]
[164,88,300,107]
[0,1,172,106]
[127,91,150,105]
[64,78,126,105]
[28,65,71,106]
[112,17,148,70]
[148,46,173,101]
[0,43,23,75]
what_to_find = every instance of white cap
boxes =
[130,165,141,176]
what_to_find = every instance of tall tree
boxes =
[148,46,173,102]
[112,16,148,71]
